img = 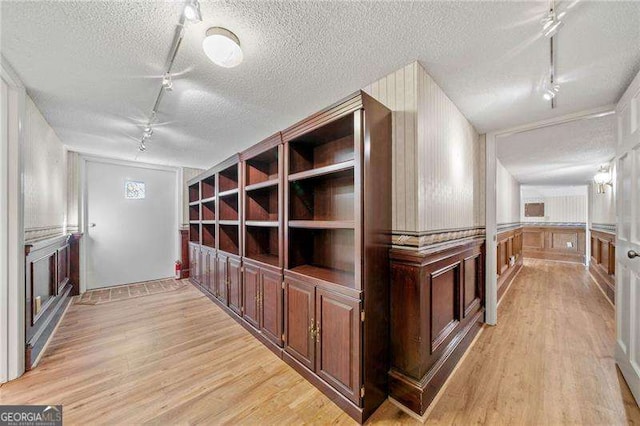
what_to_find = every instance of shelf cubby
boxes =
[219,164,239,193]
[219,224,240,255]
[189,223,200,243]
[201,175,215,200]
[288,113,354,175]
[219,193,239,221]
[289,168,354,222]
[288,228,355,288]
[202,200,216,221]
[189,204,200,222]
[202,223,215,248]
[188,182,200,203]
[246,186,278,222]
[245,226,279,267]
[246,146,279,186]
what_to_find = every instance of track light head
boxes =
[184,0,202,23]
[143,126,153,138]
[162,73,173,91]
[139,140,147,152]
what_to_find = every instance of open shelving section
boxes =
[185,92,391,423]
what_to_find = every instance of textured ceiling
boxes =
[496,113,616,185]
[1,1,639,169]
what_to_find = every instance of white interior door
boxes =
[86,159,177,289]
[615,71,640,406]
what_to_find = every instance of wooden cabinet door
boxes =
[261,269,283,347]
[284,277,315,371]
[203,248,214,292]
[315,288,362,405]
[242,263,260,329]
[228,257,242,315]
[216,254,228,303]
[189,244,200,284]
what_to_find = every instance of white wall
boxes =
[23,96,66,242]
[521,186,587,223]
[496,159,520,225]
[364,61,484,242]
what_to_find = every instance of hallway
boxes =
[0,260,638,424]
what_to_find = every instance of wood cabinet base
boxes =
[388,308,484,416]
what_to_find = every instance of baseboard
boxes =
[388,322,487,422]
[588,271,615,308]
[497,262,524,307]
[388,308,484,416]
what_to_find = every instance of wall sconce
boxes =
[594,165,612,194]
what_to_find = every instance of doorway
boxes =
[83,157,178,290]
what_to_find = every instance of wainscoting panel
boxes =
[589,229,616,304]
[497,227,523,301]
[522,225,586,263]
[389,238,485,415]
[25,233,82,369]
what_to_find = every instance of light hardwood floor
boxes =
[1,259,639,425]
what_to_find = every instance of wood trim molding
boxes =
[589,229,615,304]
[392,227,485,251]
[389,238,485,415]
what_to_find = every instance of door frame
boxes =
[79,154,181,292]
[0,56,26,383]
[485,105,615,325]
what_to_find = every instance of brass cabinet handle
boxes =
[315,321,320,343]
[309,318,316,338]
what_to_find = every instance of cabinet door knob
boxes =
[629,250,639,259]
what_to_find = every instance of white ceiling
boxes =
[1,1,639,169]
[496,113,616,185]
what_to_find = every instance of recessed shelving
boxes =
[201,175,215,200]
[246,146,279,186]
[288,227,355,288]
[219,164,239,193]
[287,160,354,182]
[245,220,278,227]
[219,224,240,255]
[218,188,239,197]
[246,185,278,222]
[289,168,354,222]
[219,220,239,226]
[189,204,200,221]
[202,223,215,248]
[219,194,239,221]
[245,179,278,192]
[288,220,354,229]
[202,200,215,221]
[245,226,279,267]
[288,113,354,175]
[188,182,200,203]
[189,223,200,243]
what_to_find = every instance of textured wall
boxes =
[364,61,484,243]
[182,167,203,226]
[23,96,67,242]
[363,62,418,233]
[416,64,483,232]
[496,159,520,225]
[589,163,616,226]
[521,195,587,223]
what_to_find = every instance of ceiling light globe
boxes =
[184,0,202,22]
[203,27,243,68]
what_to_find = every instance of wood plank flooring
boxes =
[1,259,639,425]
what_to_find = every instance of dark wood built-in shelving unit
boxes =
[186,92,391,423]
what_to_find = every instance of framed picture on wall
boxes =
[524,202,544,217]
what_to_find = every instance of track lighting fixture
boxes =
[184,0,202,23]
[161,73,173,91]
[143,126,153,138]
[542,13,563,38]
[139,140,147,152]
[542,81,560,101]
[594,165,613,194]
